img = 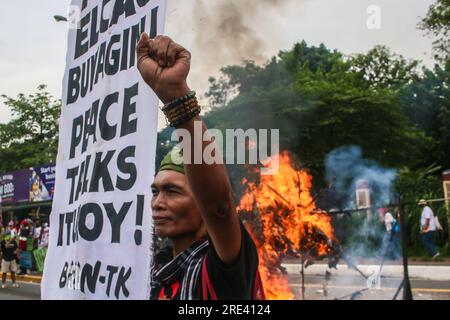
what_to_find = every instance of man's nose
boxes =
[151,192,166,211]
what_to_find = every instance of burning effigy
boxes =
[237,152,339,300]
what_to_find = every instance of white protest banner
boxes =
[42,0,166,299]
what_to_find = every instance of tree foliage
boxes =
[401,63,450,169]
[0,85,60,172]
[195,43,429,183]
[420,0,450,64]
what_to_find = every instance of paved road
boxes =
[288,274,450,300]
[1,275,449,300]
[0,280,40,300]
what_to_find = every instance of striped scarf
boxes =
[150,238,209,300]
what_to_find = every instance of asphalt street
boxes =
[287,274,450,300]
[1,275,449,300]
[0,280,40,300]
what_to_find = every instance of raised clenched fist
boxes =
[136,33,191,104]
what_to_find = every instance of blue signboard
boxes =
[29,164,56,202]
[0,169,30,204]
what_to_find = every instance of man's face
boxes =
[151,170,203,239]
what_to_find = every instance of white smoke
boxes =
[325,145,397,209]
[323,146,402,298]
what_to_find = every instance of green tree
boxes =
[410,0,450,172]
[204,76,234,109]
[420,0,450,65]
[198,42,428,183]
[0,85,60,172]
[350,45,420,89]
[290,45,426,178]
[401,64,450,169]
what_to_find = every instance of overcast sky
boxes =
[0,0,436,130]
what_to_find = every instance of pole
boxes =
[398,198,413,300]
[300,254,305,300]
[392,279,404,300]
[443,182,450,244]
[446,201,450,246]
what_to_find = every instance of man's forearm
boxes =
[177,116,235,219]
[176,116,242,265]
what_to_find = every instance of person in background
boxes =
[418,199,440,260]
[0,221,4,240]
[32,222,49,273]
[1,232,19,288]
[33,220,42,244]
[17,219,33,275]
[382,208,400,260]
[0,222,4,261]
[7,221,17,239]
[30,219,40,272]
[383,209,393,233]
[38,222,49,249]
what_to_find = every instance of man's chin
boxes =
[154,226,173,238]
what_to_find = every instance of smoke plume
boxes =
[325,145,397,209]
[166,0,299,97]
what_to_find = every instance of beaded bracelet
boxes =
[162,92,201,127]
[163,98,198,119]
[161,91,196,111]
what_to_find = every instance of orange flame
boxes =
[237,152,335,300]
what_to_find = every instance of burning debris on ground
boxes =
[236,151,341,299]
[234,151,407,300]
